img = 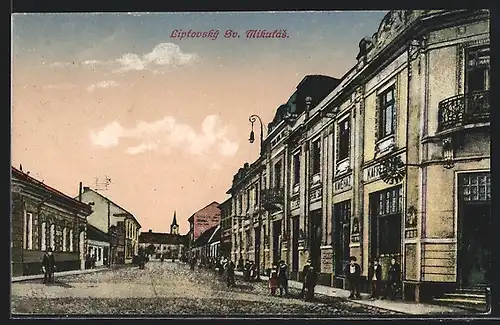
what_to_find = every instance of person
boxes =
[304,260,318,301]
[91,254,96,269]
[385,258,401,300]
[345,256,362,299]
[278,260,289,297]
[226,260,236,287]
[368,258,382,299]
[300,259,312,298]
[244,260,251,281]
[268,264,279,296]
[42,247,56,284]
[160,254,165,262]
[249,261,257,281]
[190,256,197,270]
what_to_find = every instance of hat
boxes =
[349,256,357,261]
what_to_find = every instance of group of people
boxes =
[243,260,258,281]
[268,260,290,297]
[346,256,401,300]
[187,255,237,287]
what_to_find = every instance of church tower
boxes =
[170,211,179,235]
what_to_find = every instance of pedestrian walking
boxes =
[190,256,197,270]
[268,264,279,296]
[384,257,401,300]
[249,261,257,281]
[304,260,318,301]
[41,247,56,284]
[299,259,312,299]
[226,260,236,287]
[244,259,251,281]
[345,256,362,299]
[278,260,289,297]
[368,258,382,299]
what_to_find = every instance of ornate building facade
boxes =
[227,10,490,303]
[11,167,93,275]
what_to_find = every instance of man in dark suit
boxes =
[345,256,361,299]
[42,247,56,284]
[384,257,401,300]
[368,258,383,299]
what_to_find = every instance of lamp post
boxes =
[249,114,264,280]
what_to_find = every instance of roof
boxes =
[188,201,220,221]
[208,225,221,244]
[191,225,218,248]
[139,231,184,245]
[87,224,109,243]
[81,187,141,228]
[12,167,93,214]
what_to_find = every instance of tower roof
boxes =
[171,210,178,226]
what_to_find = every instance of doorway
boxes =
[309,209,322,269]
[273,219,282,264]
[292,217,299,272]
[458,172,491,287]
[334,201,351,276]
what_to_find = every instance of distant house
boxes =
[87,224,110,267]
[191,225,221,261]
[11,167,93,276]
[218,198,232,258]
[187,201,221,250]
[139,230,186,260]
[78,187,142,265]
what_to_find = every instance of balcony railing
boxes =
[262,187,284,211]
[437,90,490,133]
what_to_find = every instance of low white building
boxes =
[87,224,110,267]
[139,230,187,260]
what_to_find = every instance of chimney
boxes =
[79,182,83,201]
[149,229,152,233]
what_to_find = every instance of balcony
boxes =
[262,187,284,211]
[437,90,490,133]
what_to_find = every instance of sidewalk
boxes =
[234,271,468,315]
[12,266,114,283]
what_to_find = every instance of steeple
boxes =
[170,211,179,235]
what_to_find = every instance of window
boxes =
[238,195,242,214]
[378,86,396,139]
[24,212,33,250]
[62,228,67,252]
[69,229,74,252]
[372,186,403,255]
[466,47,490,93]
[41,222,47,251]
[254,185,259,206]
[338,118,350,161]
[311,139,321,175]
[274,161,282,188]
[461,173,491,202]
[50,224,55,251]
[293,152,301,185]
[246,188,250,211]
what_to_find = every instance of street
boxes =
[11,261,401,316]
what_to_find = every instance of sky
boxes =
[11,11,387,234]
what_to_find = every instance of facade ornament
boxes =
[351,217,360,234]
[405,206,418,228]
[379,155,406,184]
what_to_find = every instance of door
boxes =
[458,173,491,287]
[273,220,282,263]
[310,210,322,269]
[292,217,299,272]
[334,201,351,276]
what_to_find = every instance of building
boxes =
[79,187,142,265]
[218,198,232,258]
[87,224,110,267]
[138,211,187,260]
[11,167,93,276]
[139,230,186,260]
[187,201,221,249]
[226,10,490,304]
[190,225,221,261]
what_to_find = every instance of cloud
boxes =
[87,80,120,92]
[89,115,239,159]
[51,43,199,74]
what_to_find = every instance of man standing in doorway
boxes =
[345,256,361,299]
[368,258,382,299]
[42,247,56,284]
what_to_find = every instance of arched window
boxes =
[50,224,55,251]
[62,227,67,252]
[69,229,74,252]
[41,222,47,251]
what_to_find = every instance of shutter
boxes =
[375,95,381,140]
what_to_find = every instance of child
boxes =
[269,264,279,296]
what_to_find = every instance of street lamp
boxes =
[249,114,265,280]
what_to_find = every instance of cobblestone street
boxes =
[11,261,402,316]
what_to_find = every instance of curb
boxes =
[12,267,112,283]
